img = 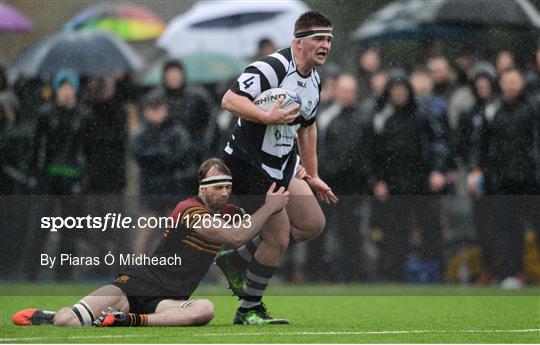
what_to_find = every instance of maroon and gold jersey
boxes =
[116,197,242,299]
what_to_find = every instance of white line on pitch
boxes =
[2,329,539,342]
[0,334,143,342]
[194,329,540,337]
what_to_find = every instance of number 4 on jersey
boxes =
[238,73,261,95]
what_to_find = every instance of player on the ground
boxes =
[12,158,289,327]
[218,11,339,325]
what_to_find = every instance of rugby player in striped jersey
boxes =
[218,11,339,325]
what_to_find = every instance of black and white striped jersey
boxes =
[225,47,321,181]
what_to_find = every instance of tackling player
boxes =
[12,158,289,327]
[218,11,338,325]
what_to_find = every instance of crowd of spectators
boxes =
[1,41,539,288]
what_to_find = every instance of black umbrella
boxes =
[9,30,143,80]
[433,0,540,28]
[353,0,540,42]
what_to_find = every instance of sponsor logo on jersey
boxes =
[255,93,288,106]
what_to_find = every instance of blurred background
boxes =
[1,0,539,290]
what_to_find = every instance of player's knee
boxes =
[53,308,79,327]
[304,214,326,240]
[310,213,326,238]
[292,213,326,243]
[193,300,214,325]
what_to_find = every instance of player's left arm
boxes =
[191,184,289,247]
[297,124,338,204]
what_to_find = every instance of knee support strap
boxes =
[71,301,94,326]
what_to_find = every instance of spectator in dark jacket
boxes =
[0,66,24,279]
[472,68,539,289]
[24,69,89,281]
[410,67,455,184]
[458,62,498,285]
[365,73,448,282]
[13,77,47,128]
[527,47,540,242]
[82,76,128,194]
[160,59,214,159]
[28,70,87,188]
[457,62,498,166]
[80,76,130,277]
[319,74,370,195]
[131,90,194,255]
[479,69,538,195]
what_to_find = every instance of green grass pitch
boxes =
[1,283,539,343]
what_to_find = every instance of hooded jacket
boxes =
[28,101,89,193]
[160,84,214,164]
[318,104,370,194]
[479,91,539,194]
[132,117,194,195]
[366,76,448,194]
[456,66,498,168]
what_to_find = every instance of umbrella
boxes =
[9,31,143,80]
[139,53,248,86]
[0,2,32,33]
[353,0,540,42]
[157,0,309,58]
[432,0,540,29]
[64,3,165,41]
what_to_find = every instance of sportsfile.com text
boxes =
[40,213,181,232]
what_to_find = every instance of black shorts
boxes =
[111,274,188,314]
[224,153,297,213]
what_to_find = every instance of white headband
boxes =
[294,27,333,39]
[200,175,233,188]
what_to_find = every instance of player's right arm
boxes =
[222,90,298,125]
[222,53,299,125]
[193,183,289,248]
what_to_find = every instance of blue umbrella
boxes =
[9,30,143,80]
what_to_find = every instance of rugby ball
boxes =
[253,88,302,112]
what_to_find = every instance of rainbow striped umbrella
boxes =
[64,3,165,41]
